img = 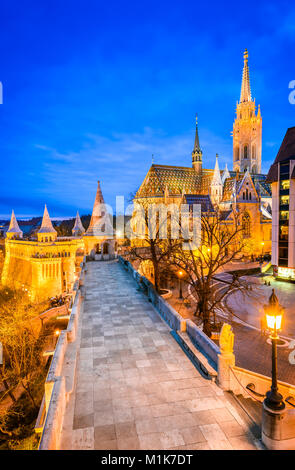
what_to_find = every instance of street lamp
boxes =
[264,289,285,410]
[178,270,184,299]
[261,241,265,258]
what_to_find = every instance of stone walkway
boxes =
[60,261,259,450]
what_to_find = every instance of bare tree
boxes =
[128,199,182,292]
[0,288,45,409]
[171,209,251,337]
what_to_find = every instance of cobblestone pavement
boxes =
[231,321,295,385]
[60,261,259,450]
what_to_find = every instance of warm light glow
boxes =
[55,329,60,336]
[278,266,295,280]
[261,242,264,246]
[266,313,282,331]
[116,230,122,238]
[178,270,183,277]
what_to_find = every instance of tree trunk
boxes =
[2,378,16,403]
[21,380,37,409]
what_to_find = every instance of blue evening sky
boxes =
[0,0,294,218]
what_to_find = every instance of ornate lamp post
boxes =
[178,270,184,299]
[263,289,285,411]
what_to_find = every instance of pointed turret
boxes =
[240,49,252,103]
[37,205,57,242]
[192,114,203,174]
[6,210,23,239]
[221,163,231,185]
[85,180,113,237]
[210,154,223,206]
[72,211,85,237]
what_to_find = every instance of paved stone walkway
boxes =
[60,261,259,450]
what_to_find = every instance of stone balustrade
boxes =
[36,260,85,449]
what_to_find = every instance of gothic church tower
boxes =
[232,49,262,174]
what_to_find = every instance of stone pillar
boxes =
[217,352,235,391]
[262,402,287,450]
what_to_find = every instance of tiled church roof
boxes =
[136,164,271,201]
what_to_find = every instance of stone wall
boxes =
[37,260,86,450]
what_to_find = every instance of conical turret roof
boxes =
[72,211,85,236]
[38,205,57,234]
[211,154,222,186]
[7,210,23,235]
[221,163,230,184]
[240,49,252,103]
[86,180,113,237]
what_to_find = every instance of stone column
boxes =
[217,352,235,391]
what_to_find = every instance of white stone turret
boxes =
[221,163,231,185]
[72,211,85,237]
[37,205,57,242]
[6,210,23,239]
[210,154,223,206]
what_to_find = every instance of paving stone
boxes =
[59,261,258,451]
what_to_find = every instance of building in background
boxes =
[267,127,295,280]
[134,50,272,258]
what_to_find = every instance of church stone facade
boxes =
[134,50,272,257]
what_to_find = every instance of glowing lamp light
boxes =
[55,329,60,336]
[264,289,284,334]
[178,270,183,277]
[266,312,282,331]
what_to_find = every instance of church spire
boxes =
[212,154,222,185]
[192,114,203,174]
[221,163,230,185]
[72,211,85,237]
[240,49,252,103]
[6,210,23,239]
[210,154,223,206]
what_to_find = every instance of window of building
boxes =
[280,195,289,206]
[235,147,239,161]
[279,225,288,240]
[252,145,256,159]
[279,211,289,221]
[280,180,290,190]
[244,145,248,159]
[242,213,251,238]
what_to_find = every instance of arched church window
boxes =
[249,193,252,200]
[246,189,249,200]
[243,192,245,200]
[235,147,239,161]
[252,145,256,159]
[242,213,251,238]
[244,145,248,159]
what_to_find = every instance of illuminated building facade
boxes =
[1,181,114,300]
[134,50,272,257]
[267,127,295,280]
